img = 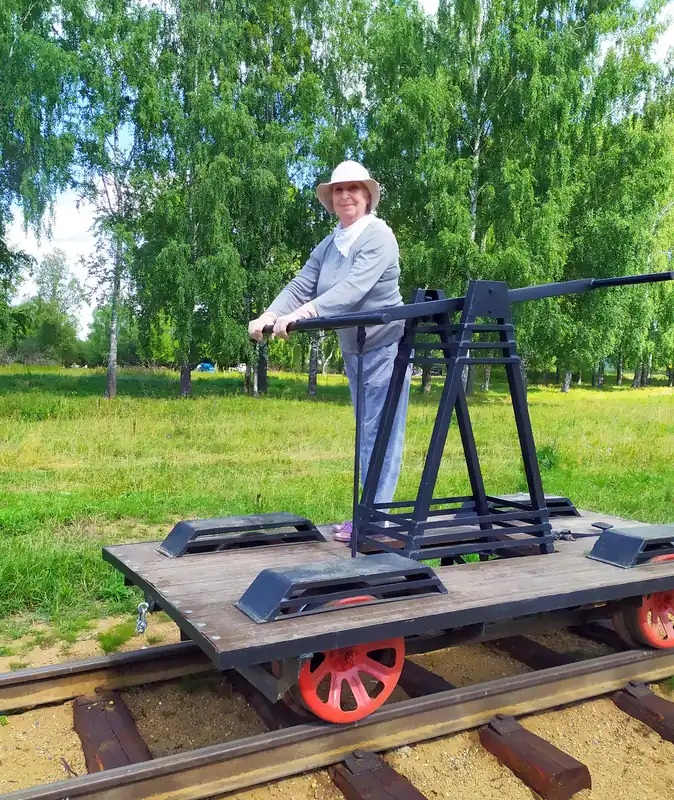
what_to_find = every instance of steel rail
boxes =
[6,647,674,800]
[0,641,214,713]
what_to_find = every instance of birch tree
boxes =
[74,0,162,397]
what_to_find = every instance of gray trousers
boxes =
[343,340,412,506]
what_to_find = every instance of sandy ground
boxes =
[2,617,674,799]
[0,613,182,673]
[409,642,531,685]
[0,703,86,792]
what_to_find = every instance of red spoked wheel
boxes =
[294,595,405,723]
[619,554,674,649]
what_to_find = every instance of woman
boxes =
[248,160,412,541]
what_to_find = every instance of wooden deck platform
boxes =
[103,509,674,670]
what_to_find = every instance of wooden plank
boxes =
[398,659,456,697]
[332,751,428,800]
[73,692,152,772]
[9,648,674,800]
[101,508,674,669]
[485,636,576,670]
[612,681,674,743]
[109,546,674,648]
[479,714,591,800]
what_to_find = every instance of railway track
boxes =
[2,636,674,799]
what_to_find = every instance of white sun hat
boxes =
[316,160,381,214]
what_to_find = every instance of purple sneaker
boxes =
[332,521,352,542]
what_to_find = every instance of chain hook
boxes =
[136,602,150,635]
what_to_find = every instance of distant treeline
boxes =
[2,1,673,396]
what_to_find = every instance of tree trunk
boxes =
[668,367,673,387]
[308,332,319,398]
[576,371,582,386]
[597,361,605,389]
[641,361,649,387]
[321,334,332,377]
[180,363,192,397]
[591,368,597,388]
[520,355,529,394]
[631,366,641,388]
[104,240,122,399]
[616,354,623,386]
[466,364,477,395]
[468,2,484,245]
[257,342,268,395]
[244,362,252,394]
[421,364,432,393]
[481,364,491,392]
[561,370,573,393]
[461,364,469,393]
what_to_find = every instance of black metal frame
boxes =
[354,281,556,560]
[587,525,674,568]
[235,552,447,624]
[158,512,324,558]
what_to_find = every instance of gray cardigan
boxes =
[267,217,405,354]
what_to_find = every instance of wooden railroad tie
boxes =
[612,681,674,743]
[332,751,428,800]
[569,623,630,651]
[479,714,591,800]
[485,635,576,670]
[73,691,152,772]
[397,659,456,697]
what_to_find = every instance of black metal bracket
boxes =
[158,512,325,558]
[586,525,674,568]
[235,658,306,703]
[235,552,447,623]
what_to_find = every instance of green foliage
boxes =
[365,0,674,377]
[2,0,674,390]
[537,444,561,472]
[0,0,78,255]
[85,302,140,366]
[10,298,82,365]
[34,249,86,316]
[97,620,136,653]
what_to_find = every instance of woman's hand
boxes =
[248,311,278,342]
[273,302,318,340]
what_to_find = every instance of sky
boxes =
[7,0,674,337]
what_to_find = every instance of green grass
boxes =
[97,620,137,653]
[0,364,672,628]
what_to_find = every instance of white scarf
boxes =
[333,214,375,257]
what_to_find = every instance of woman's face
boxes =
[332,181,370,227]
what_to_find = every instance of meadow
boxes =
[0,364,672,634]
